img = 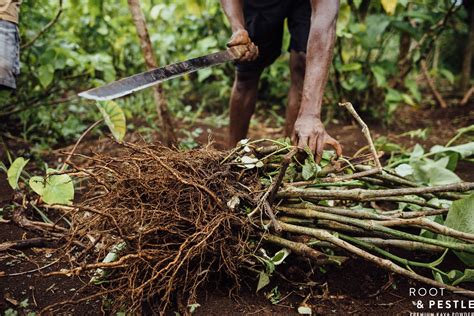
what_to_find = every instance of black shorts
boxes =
[236,0,311,73]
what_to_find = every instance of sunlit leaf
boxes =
[338,62,362,72]
[336,3,351,36]
[7,157,29,190]
[29,169,74,205]
[394,163,413,177]
[381,0,398,15]
[96,101,126,141]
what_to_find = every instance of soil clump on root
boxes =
[62,142,259,313]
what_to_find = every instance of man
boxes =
[0,0,21,90]
[220,0,342,162]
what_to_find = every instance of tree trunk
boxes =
[127,0,176,146]
[460,3,474,92]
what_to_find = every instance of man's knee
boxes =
[234,71,261,91]
[290,51,306,80]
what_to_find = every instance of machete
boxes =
[78,45,247,101]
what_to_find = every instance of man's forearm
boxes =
[220,0,245,32]
[298,0,339,119]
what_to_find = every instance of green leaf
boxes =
[336,3,351,36]
[394,163,413,177]
[29,176,45,196]
[430,142,474,159]
[37,64,54,87]
[439,194,474,266]
[302,158,320,180]
[29,169,74,205]
[433,269,474,286]
[371,65,387,87]
[452,269,474,286]
[96,101,126,141]
[7,157,29,190]
[197,68,212,82]
[338,62,362,72]
[257,271,270,292]
[271,249,290,265]
[439,69,455,85]
[412,157,461,186]
[410,144,425,161]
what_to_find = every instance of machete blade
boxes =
[79,46,244,101]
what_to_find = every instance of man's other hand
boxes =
[227,29,258,62]
[292,116,342,163]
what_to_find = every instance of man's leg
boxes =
[228,70,262,147]
[284,50,306,136]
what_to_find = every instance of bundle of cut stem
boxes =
[246,147,474,297]
[237,104,474,298]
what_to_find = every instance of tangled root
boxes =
[65,142,259,312]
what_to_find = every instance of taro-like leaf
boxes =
[411,157,461,186]
[29,169,74,205]
[439,194,474,267]
[96,100,126,141]
[7,157,29,190]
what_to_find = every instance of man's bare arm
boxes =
[292,0,342,161]
[219,0,258,61]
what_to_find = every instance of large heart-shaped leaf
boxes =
[7,157,29,190]
[29,169,74,205]
[96,101,126,141]
[439,194,474,266]
[412,157,461,186]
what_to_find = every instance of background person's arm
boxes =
[219,0,258,61]
[292,0,342,162]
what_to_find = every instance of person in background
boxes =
[220,0,342,162]
[0,0,21,91]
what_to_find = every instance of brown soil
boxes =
[1,104,474,315]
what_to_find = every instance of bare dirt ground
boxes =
[1,103,474,315]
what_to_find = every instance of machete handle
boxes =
[228,45,248,60]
